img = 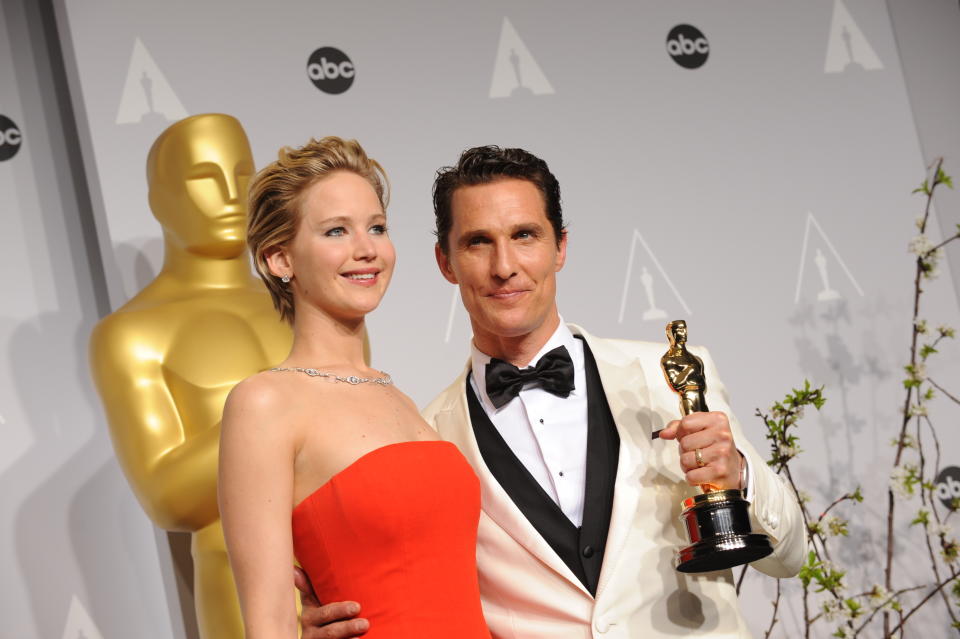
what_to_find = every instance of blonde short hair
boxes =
[247,136,389,323]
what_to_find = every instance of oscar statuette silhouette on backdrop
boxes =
[89,114,292,638]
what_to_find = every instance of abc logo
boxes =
[0,115,22,162]
[666,24,709,69]
[935,466,960,510]
[307,47,355,95]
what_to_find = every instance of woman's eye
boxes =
[325,227,346,237]
[370,224,388,235]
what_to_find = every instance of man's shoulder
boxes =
[570,323,666,360]
[422,363,470,420]
[572,323,715,362]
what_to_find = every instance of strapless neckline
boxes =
[294,440,455,512]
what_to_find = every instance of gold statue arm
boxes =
[90,319,221,532]
[219,377,299,638]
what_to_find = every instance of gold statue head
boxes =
[247,136,389,324]
[146,113,255,259]
[666,319,688,348]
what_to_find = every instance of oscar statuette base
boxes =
[676,489,774,573]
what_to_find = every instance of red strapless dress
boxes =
[292,440,491,638]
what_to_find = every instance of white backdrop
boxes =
[2,0,959,637]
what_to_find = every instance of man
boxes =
[300,146,805,638]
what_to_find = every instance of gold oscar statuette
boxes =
[89,114,293,638]
[660,319,773,573]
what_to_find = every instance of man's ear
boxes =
[554,230,568,272]
[265,245,292,280]
[435,243,459,284]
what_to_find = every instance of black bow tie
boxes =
[484,345,575,409]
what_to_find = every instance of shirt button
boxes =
[539,418,544,424]
[559,471,565,477]
[582,545,594,558]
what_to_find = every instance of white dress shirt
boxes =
[469,321,754,529]
[469,321,589,527]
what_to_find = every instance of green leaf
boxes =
[936,167,954,189]
[920,344,938,359]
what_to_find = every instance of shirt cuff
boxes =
[739,448,754,501]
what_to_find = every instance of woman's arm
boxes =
[219,376,298,639]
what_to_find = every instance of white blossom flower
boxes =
[797,490,812,505]
[893,433,916,449]
[915,215,926,230]
[890,464,919,499]
[825,516,848,537]
[908,403,928,417]
[778,442,800,458]
[867,585,892,611]
[915,319,928,334]
[821,599,844,622]
[933,523,952,538]
[909,235,934,256]
[938,325,956,338]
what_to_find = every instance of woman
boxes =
[218,137,490,638]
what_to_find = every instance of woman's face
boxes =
[273,170,395,323]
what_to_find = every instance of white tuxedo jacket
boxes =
[422,325,806,639]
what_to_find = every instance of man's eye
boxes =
[325,227,346,237]
[468,236,489,246]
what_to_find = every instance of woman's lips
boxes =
[341,269,380,286]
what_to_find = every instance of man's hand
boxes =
[295,567,369,639]
[659,411,743,490]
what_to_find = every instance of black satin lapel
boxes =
[578,337,621,596]
[465,377,587,588]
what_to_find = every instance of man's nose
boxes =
[491,241,517,280]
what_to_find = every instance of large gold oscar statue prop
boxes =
[90,114,292,638]
[660,320,772,573]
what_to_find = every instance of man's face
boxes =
[435,178,566,355]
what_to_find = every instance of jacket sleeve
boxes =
[697,346,808,578]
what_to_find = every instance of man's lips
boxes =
[486,289,528,300]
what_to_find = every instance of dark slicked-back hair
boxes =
[432,145,564,253]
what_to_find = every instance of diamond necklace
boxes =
[269,367,393,386]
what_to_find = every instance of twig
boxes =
[736,564,748,595]
[885,157,944,636]
[852,585,926,636]
[887,573,959,635]
[928,377,960,406]
[764,578,781,639]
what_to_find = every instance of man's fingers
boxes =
[294,566,319,606]
[658,420,681,440]
[301,618,370,639]
[301,601,362,625]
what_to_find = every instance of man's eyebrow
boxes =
[454,228,489,245]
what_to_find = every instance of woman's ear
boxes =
[264,245,292,280]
